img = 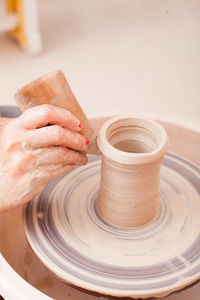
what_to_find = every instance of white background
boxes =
[0,0,199,126]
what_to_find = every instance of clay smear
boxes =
[97,116,168,227]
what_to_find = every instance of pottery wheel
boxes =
[24,153,200,298]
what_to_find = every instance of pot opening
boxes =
[106,121,160,154]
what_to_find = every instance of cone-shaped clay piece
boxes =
[14,70,99,155]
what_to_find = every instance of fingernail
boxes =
[78,122,82,129]
[85,138,90,146]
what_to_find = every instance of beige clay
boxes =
[97,116,168,227]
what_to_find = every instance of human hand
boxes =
[0,104,89,212]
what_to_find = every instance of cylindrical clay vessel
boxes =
[97,116,168,228]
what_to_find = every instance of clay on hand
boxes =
[0,104,88,212]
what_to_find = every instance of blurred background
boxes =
[0,0,199,126]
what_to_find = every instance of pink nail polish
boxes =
[85,139,90,146]
[78,122,82,129]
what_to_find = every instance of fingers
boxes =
[30,147,88,182]
[51,164,77,178]
[27,125,89,151]
[33,146,88,167]
[18,104,82,132]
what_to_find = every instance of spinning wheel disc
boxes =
[24,153,200,298]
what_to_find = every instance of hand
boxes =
[0,104,88,212]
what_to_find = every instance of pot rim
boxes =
[97,115,169,164]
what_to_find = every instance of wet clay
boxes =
[97,116,168,227]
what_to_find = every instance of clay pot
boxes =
[97,116,168,227]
